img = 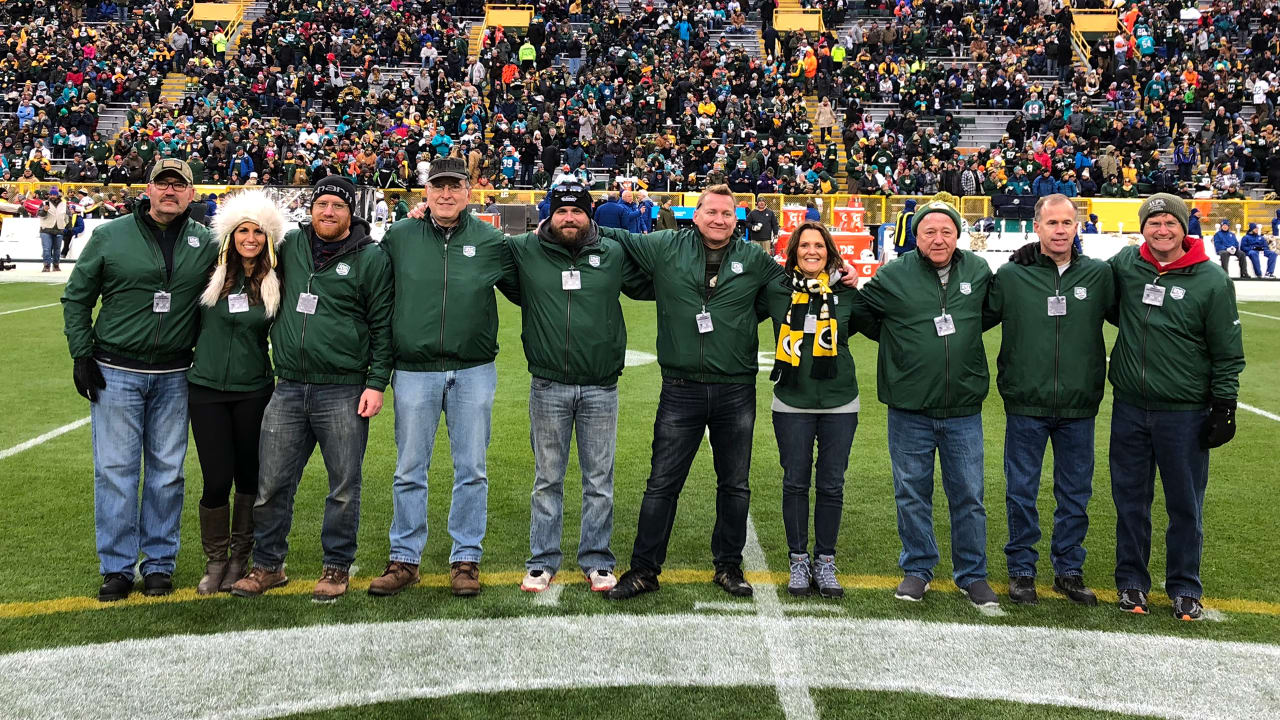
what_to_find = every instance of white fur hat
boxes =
[201,190,287,317]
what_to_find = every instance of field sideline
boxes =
[1,281,1278,720]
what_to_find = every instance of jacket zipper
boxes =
[439,227,449,372]
[140,216,173,366]
[1053,262,1065,412]
[937,268,950,409]
[565,258,575,369]
[224,280,243,386]
[1140,272,1160,406]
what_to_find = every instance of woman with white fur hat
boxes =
[187,190,286,595]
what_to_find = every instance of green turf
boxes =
[283,686,1160,720]
[1,282,1278,719]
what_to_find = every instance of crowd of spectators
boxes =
[3,0,1280,203]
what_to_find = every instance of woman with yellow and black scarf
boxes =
[769,221,875,599]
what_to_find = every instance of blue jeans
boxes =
[527,378,618,575]
[253,381,368,573]
[388,363,496,565]
[40,231,59,266]
[773,411,858,557]
[886,408,988,588]
[630,379,755,574]
[1246,249,1277,276]
[91,365,189,578]
[1109,400,1210,599]
[1003,414,1094,578]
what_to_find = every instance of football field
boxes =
[1,280,1279,720]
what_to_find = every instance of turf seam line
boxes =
[0,302,59,316]
[0,416,89,461]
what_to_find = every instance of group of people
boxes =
[63,155,1244,620]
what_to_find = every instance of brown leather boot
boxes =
[220,492,255,592]
[196,503,231,595]
[450,561,481,596]
[313,567,350,602]
[230,566,288,598]
[368,561,420,597]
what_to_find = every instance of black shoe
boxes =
[713,565,753,597]
[98,573,133,602]
[1172,596,1203,621]
[1008,576,1038,605]
[1053,575,1098,606]
[605,569,659,600]
[142,573,174,597]
[1118,588,1149,614]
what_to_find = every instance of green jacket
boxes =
[615,228,786,383]
[187,278,274,392]
[63,202,217,364]
[379,212,519,372]
[506,223,652,386]
[855,248,994,418]
[985,249,1115,418]
[768,281,864,409]
[1108,245,1244,410]
[270,219,394,390]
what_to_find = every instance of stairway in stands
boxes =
[805,93,847,184]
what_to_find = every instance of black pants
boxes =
[630,379,755,574]
[189,390,271,507]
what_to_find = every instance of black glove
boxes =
[73,357,106,402]
[1009,241,1039,266]
[1200,398,1237,449]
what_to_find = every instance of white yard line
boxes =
[0,417,89,461]
[1239,310,1280,321]
[2,613,1278,720]
[745,516,818,720]
[1240,402,1280,423]
[0,302,59,316]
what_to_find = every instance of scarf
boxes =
[771,270,837,384]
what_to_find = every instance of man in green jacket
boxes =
[367,157,519,599]
[994,195,1116,606]
[507,184,653,595]
[854,201,1001,608]
[62,158,217,602]
[229,175,394,604]
[606,184,787,600]
[1107,193,1245,620]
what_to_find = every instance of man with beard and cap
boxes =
[505,183,653,594]
[63,159,217,602]
[371,156,520,599]
[230,174,394,603]
[1107,193,1244,620]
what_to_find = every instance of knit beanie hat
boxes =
[311,174,356,209]
[1138,193,1189,235]
[548,183,593,214]
[910,200,963,236]
[202,190,286,317]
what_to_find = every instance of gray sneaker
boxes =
[788,553,813,596]
[812,555,844,598]
[962,579,999,608]
[894,575,929,602]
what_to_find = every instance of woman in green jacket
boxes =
[770,221,867,599]
[188,191,285,594]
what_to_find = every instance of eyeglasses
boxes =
[428,181,468,193]
[313,201,350,212]
[151,180,190,191]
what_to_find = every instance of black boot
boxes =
[220,493,255,592]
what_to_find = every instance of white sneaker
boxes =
[586,568,617,592]
[521,569,553,593]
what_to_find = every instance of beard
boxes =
[548,220,588,247]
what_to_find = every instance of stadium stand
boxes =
[2,0,1280,221]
